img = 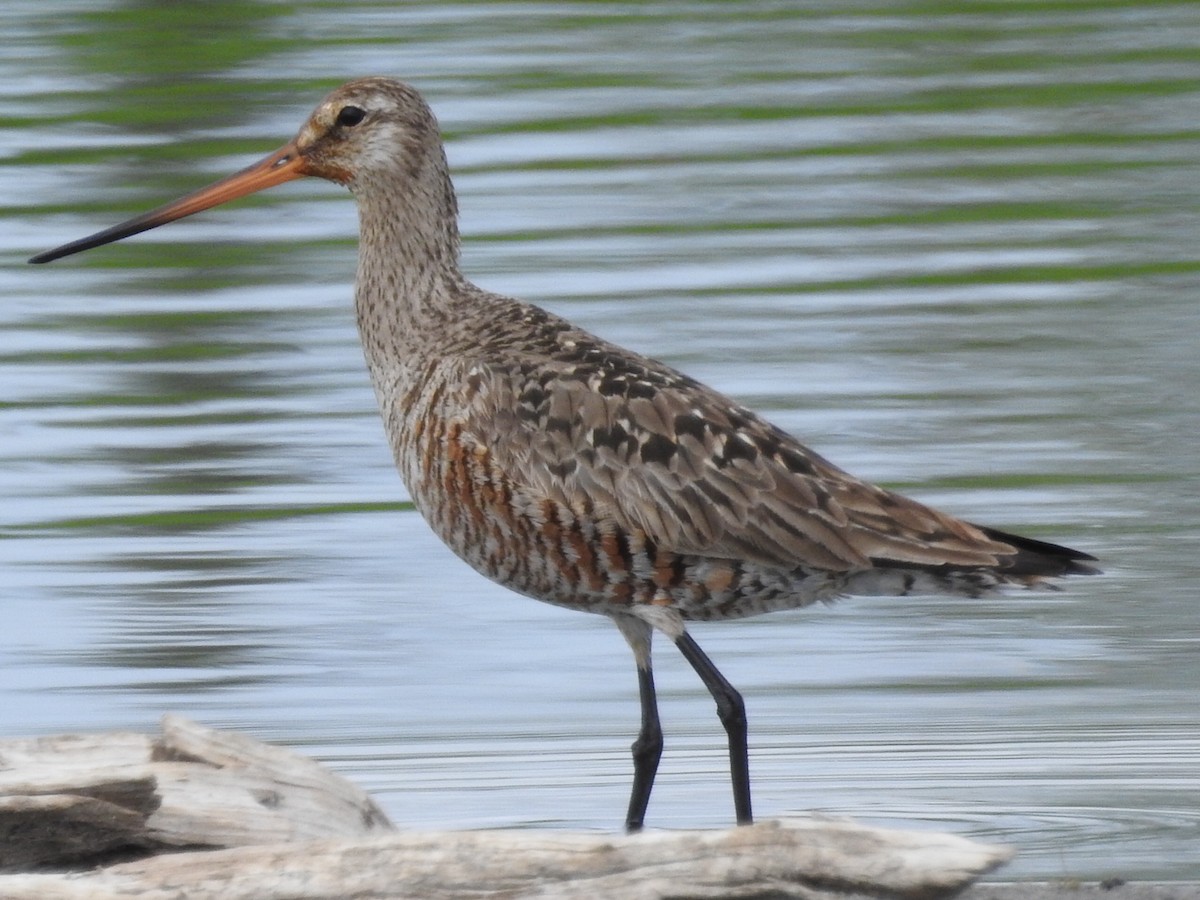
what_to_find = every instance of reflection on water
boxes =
[3,0,1199,882]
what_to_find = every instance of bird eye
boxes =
[336,105,366,127]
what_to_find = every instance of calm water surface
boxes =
[2,1,1199,881]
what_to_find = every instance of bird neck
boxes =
[351,159,470,348]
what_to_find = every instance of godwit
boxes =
[30,78,1098,831]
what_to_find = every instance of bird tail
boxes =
[973,524,1101,578]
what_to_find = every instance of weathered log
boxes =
[0,715,392,871]
[0,716,1012,898]
[0,819,1012,900]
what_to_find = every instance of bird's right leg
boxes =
[674,630,752,826]
[614,615,663,833]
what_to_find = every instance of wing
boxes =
[463,323,1018,575]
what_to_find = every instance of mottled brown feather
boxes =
[449,298,1019,574]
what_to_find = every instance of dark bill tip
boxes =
[29,216,166,264]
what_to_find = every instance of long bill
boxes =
[29,141,308,265]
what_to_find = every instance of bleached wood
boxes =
[0,716,392,871]
[0,718,1011,899]
[149,715,392,846]
[0,818,1012,900]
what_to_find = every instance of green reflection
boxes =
[20,500,413,534]
[57,1,289,117]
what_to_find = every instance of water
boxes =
[3,0,1199,882]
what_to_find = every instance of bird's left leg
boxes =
[614,614,663,833]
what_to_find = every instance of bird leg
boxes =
[625,662,663,832]
[615,614,663,832]
[674,631,753,825]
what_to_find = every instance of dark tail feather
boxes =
[973,524,1101,577]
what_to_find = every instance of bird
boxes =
[30,77,1099,832]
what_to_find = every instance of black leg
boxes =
[674,631,753,825]
[624,662,663,833]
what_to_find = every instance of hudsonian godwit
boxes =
[30,78,1099,832]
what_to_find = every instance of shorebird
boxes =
[31,78,1098,831]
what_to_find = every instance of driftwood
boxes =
[0,715,1012,899]
[0,713,392,872]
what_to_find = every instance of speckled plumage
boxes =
[31,77,1099,831]
[333,82,1094,620]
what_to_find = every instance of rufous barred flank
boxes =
[31,78,1099,832]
